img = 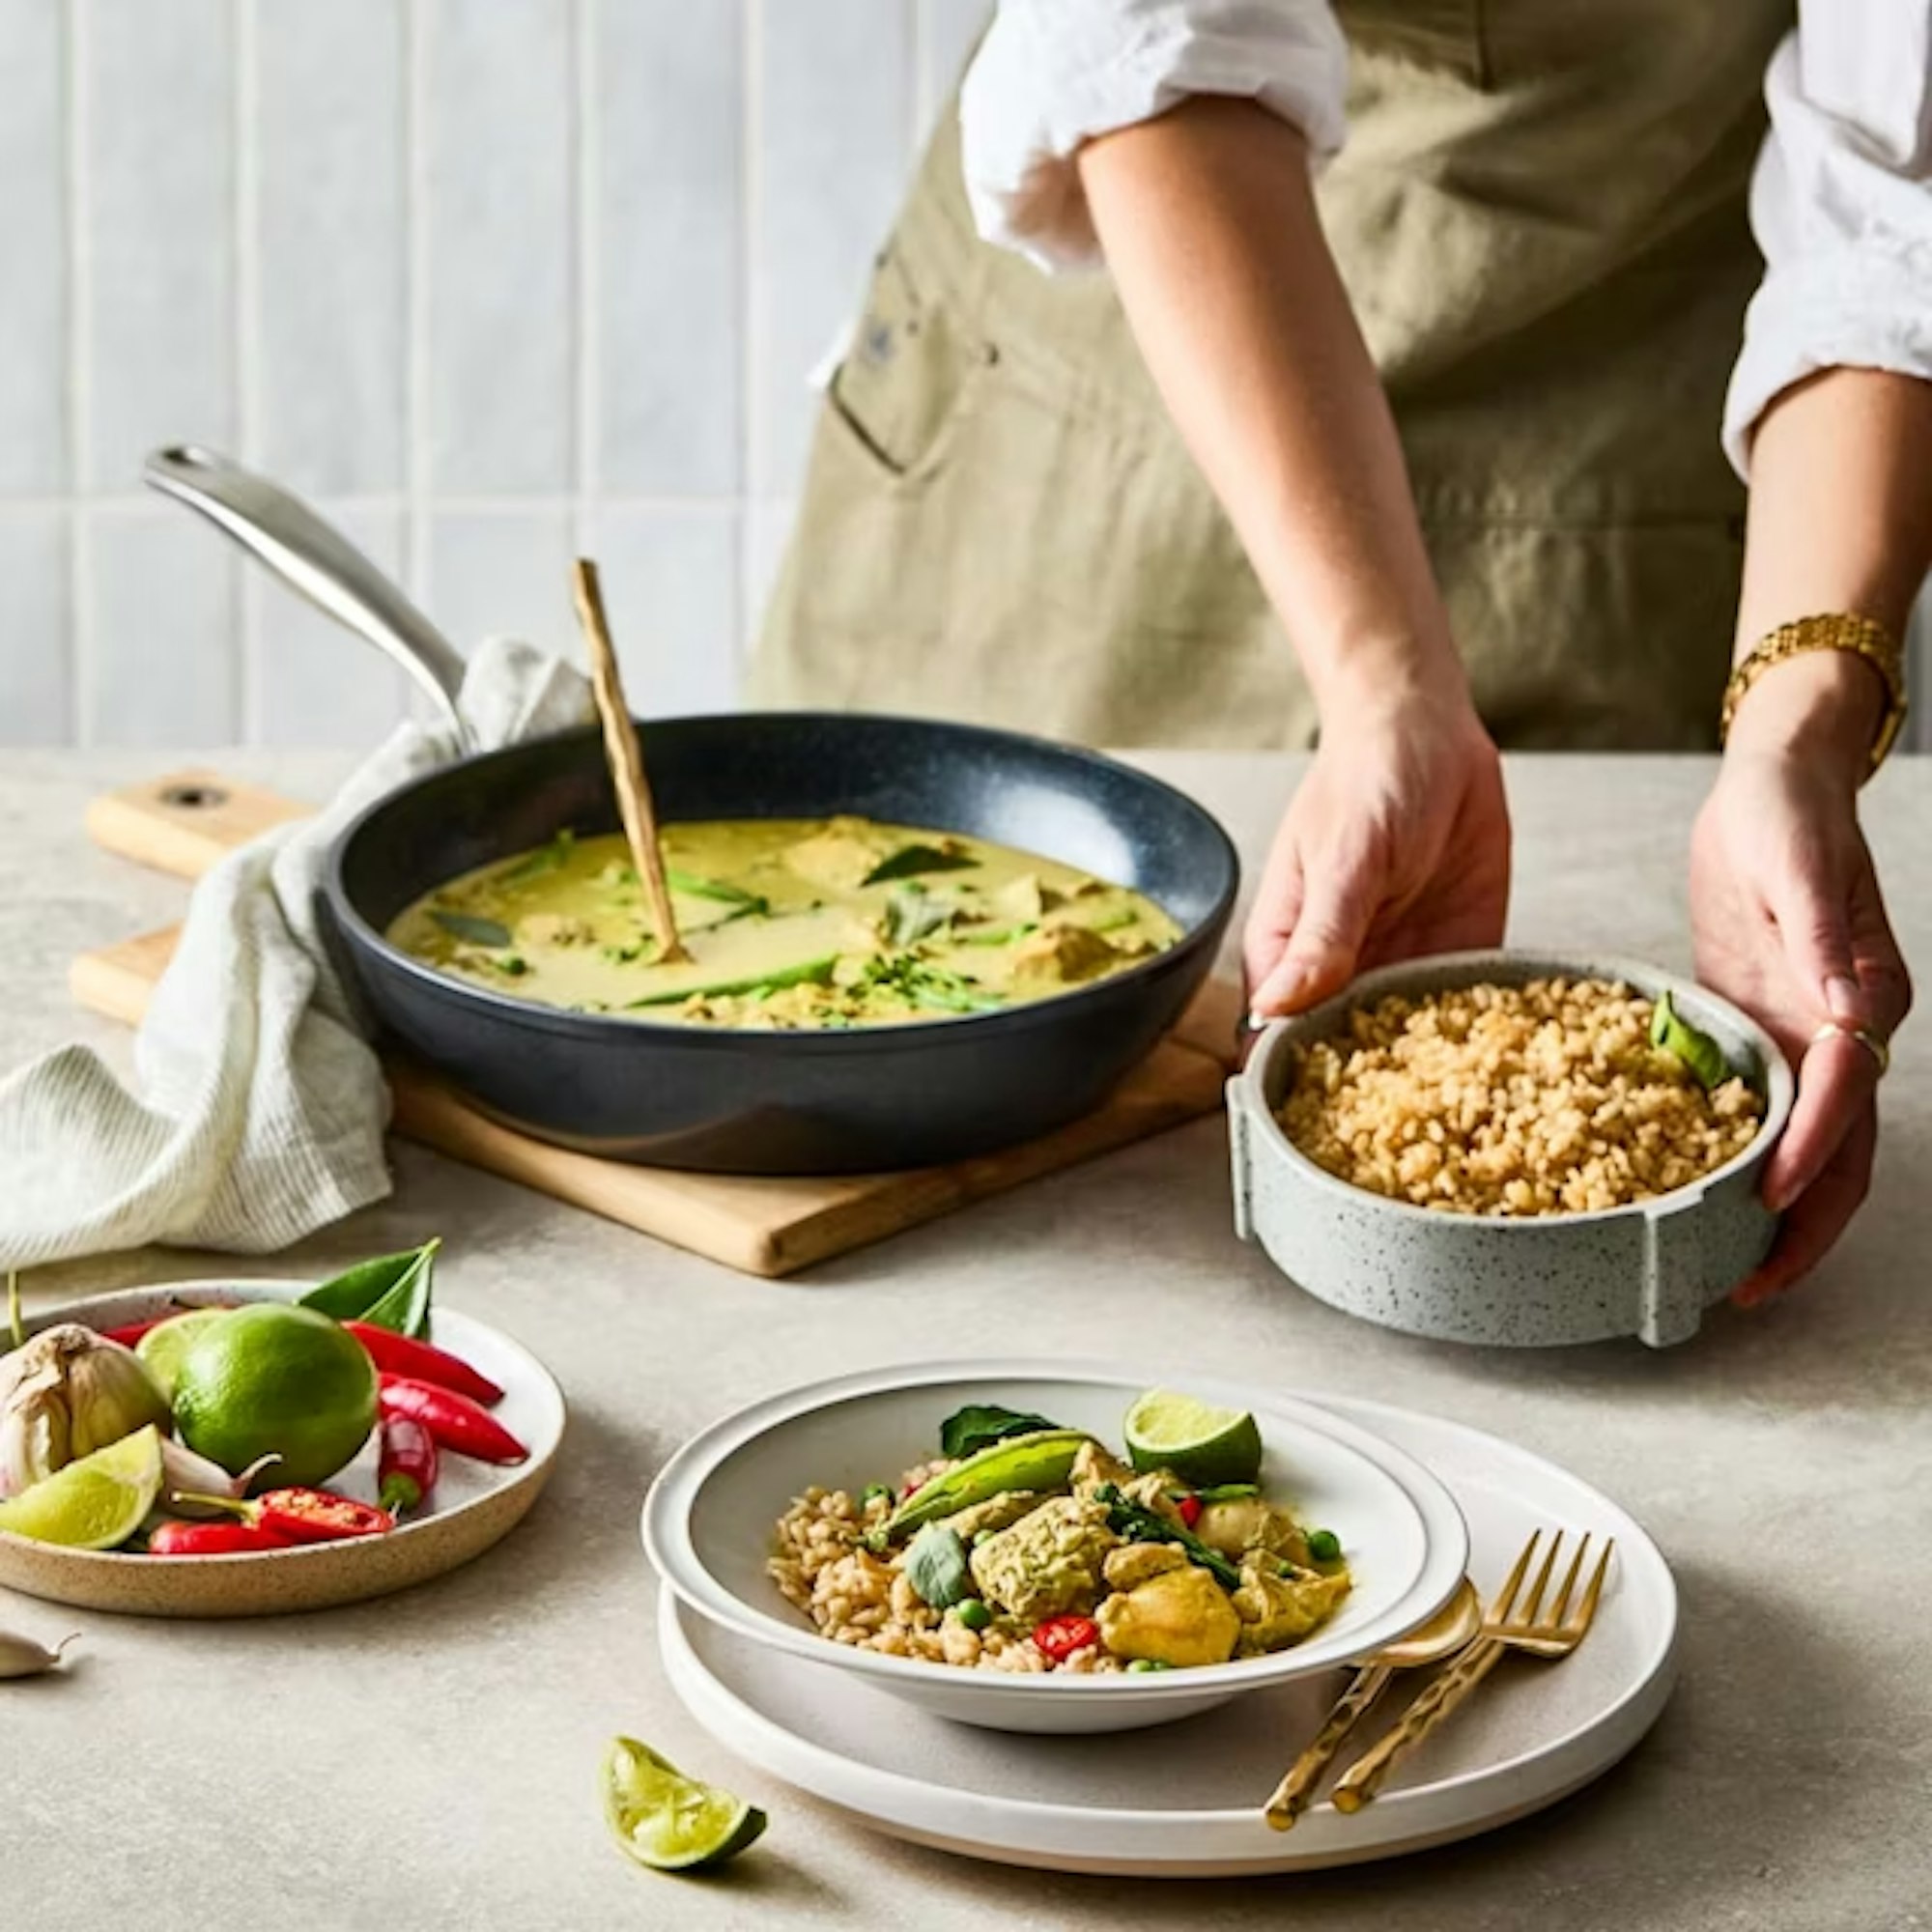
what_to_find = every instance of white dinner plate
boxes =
[659,1394,1676,1875]
[0,1278,565,1618]
[643,1360,1469,1732]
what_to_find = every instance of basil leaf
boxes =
[299,1237,440,1338]
[625,954,839,1008]
[862,844,980,887]
[904,1525,975,1609]
[938,1404,1064,1461]
[497,829,576,883]
[1094,1483,1242,1590]
[665,869,765,909]
[885,885,955,948]
[1649,991,1731,1092]
[430,910,513,949]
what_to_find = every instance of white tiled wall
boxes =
[5,0,1925,752]
[0,0,987,748]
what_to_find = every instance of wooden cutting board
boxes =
[72,771,1239,1278]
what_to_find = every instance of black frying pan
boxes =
[148,449,1238,1174]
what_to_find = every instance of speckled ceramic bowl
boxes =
[1229,952,1795,1349]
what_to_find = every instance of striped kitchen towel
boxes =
[0,638,592,1269]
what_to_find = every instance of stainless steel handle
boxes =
[142,444,470,742]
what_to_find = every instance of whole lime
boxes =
[172,1304,378,1488]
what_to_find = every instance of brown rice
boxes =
[766,1472,1126,1673]
[1276,977,1764,1216]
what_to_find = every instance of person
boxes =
[754,2,1927,1303]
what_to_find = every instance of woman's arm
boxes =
[1077,98,1509,1014]
[1076,98,1459,722]
[1693,367,1930,1303]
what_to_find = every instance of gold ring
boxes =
[1808,1020,1890,1078]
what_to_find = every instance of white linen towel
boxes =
[0,638,594,1271]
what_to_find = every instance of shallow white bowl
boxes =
[641,1360,1468,1734]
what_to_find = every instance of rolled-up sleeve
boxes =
[1723,5,1932,475]
[958,0,1350,273]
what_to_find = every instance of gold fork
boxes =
[1329,1527,1614,1813]
[1264,1577,1482,1831]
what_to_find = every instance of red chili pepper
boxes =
[345,1322,504,1406]
[1031,1614,1102,1665]
[149,1519,295,1557]
[378,1414,440,1516]
[1176,1494,1203,1529]
[99,1300,238,1349]
[253,1488,394,1545]
[379,1375,528,1465]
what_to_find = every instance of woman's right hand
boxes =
[1243,696,1512,1018]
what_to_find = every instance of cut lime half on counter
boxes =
[1123,1389,1264,1488]
[0,1425,163,1549]
[603,1737,767,1873]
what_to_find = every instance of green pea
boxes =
[1126,1658,1174,1674]
[953,1598,992,1632]
[1307,1528,1342,1563]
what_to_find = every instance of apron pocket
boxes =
[824,242,993,485]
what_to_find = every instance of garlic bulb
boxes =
[0,1325,171,1498]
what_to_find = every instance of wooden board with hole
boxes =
[73,772,1239,1278]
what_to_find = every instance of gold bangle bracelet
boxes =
[1719,613,1908,779]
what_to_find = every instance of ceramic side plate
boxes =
[0,1279,565,1618]
[642,1359,1468,1734]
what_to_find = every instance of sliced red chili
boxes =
[149,1520,294,1557]
[253,1488,395,1545]
[1175,1494,1203,1529]
[1031,1613,1102,1665]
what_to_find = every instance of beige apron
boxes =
[753,1,1794,750]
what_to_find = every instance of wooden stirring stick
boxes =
[570,557,690,964]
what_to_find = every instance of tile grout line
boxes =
[738,0,763,669]
[911,0,931,156]
[234,0,260,744]
[405,0,431,611]
[65,0,91,748]
[573,0,597,556]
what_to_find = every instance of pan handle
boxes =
[143,444,470,743]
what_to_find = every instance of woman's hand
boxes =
[1690,739,1911,1306]
[1244,696,1512,1017]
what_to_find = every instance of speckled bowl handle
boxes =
[1227,1073,1260,1242]
[1639,1191,1709,1348]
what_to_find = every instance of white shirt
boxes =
[958,0,1932,478]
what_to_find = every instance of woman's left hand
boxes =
[1690,746,1911,1305]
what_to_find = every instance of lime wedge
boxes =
[1123,1389,1264,1488]
[0,1425,163,1549]
[135,1308,235,1399]
[602,1737,767,1873]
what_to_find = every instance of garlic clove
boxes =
[153,1443,281,1520]
[0,1630,79,1680]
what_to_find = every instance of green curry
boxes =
[387,815,1180,1029]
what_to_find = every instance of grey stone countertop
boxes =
[4,750,1929,1932]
